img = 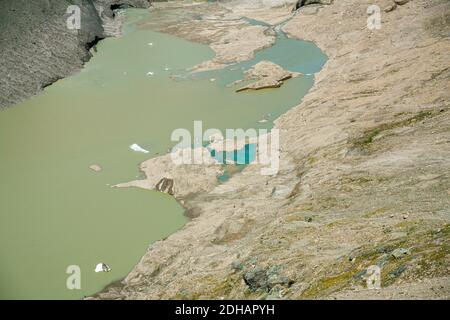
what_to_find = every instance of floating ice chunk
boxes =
[130,143,150,154]
[146,71,155,76]
[95,263,111,273]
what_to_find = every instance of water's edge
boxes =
[92,8,327,298]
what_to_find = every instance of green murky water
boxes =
[0,9,326,299]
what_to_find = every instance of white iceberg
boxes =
[146,71,155,76]
[95,263,111,273]
[130,143,150,154]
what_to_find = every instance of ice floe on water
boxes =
[130,143,150,154]
[95,263,111,273]
[146,71,155,76]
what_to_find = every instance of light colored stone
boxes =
[384,2,397,12]
[89,164,102,172]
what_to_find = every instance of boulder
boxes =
[294,0,333,11]
[236,61,301,92]
[243,266,293,292]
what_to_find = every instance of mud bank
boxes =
[0,0,150,109]
[95,0,450,299]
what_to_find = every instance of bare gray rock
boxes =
[0,0,150,109]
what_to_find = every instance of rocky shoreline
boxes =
[0,0,151,109]
[95,0,450,299]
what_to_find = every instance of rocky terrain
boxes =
[94,0,450,299]
[2,0,448,300]
[0,0,151,109]
[235,61,301,92]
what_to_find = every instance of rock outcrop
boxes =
[0,0,151,109]
[236,61,301,92]
[294,0,334,11]
[155,178,175,196]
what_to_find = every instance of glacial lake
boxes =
[0,9,326,299]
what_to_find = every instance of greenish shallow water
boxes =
[0,9,326,299]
